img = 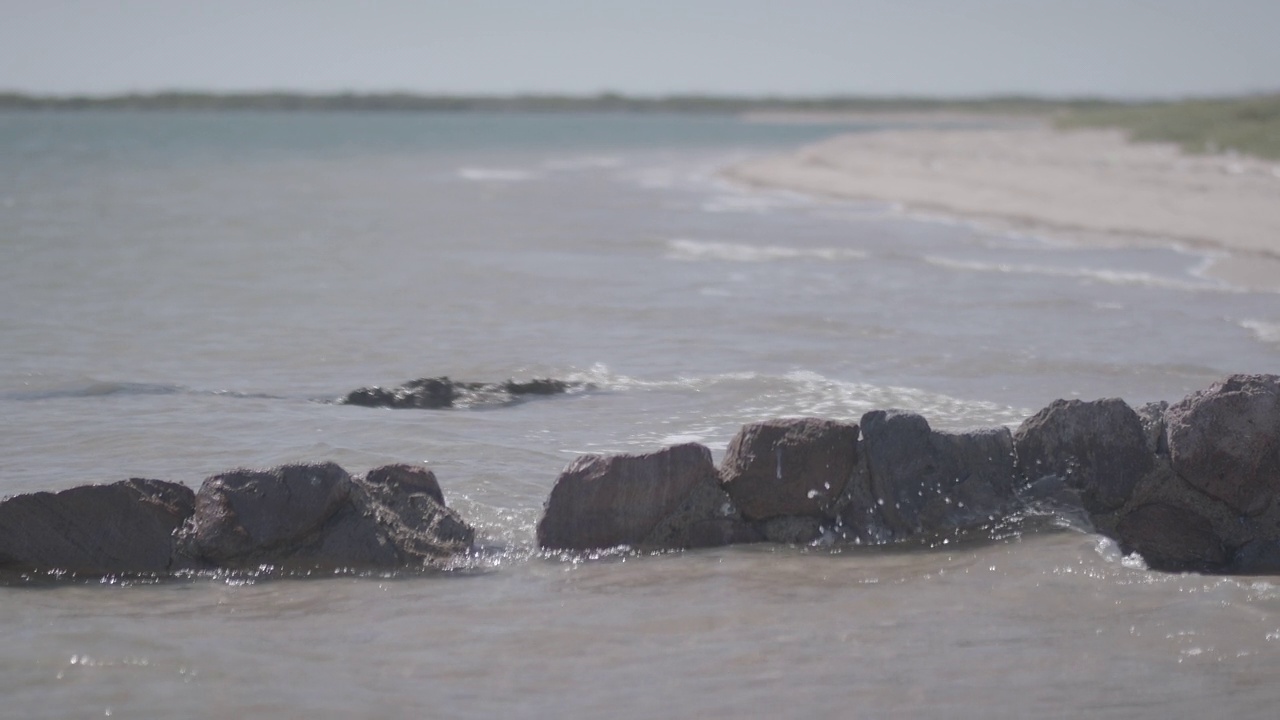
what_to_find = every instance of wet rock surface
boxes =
[0,479,194,574]
[1114,503,1228,572]
[537,443,756,552]
[0,463,474,578]
[3,374,1279,578]
[1013,398,1151,513]
[719,418,859,522]
[859,411,1019,540]
[533,374,1280,574]
[341,376,586,410]
[182,462,474,571]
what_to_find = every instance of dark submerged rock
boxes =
[1013,398,1151,514]
[341,376,585,410]
[719,418,859,522]
[0,479,194,575]
[344,377,457,409]
[537,443,756,552]
[858,411,1020,539]
[1229,539,1280,575]
[1166,374,1280,517]
[757,515,827,545]
[182,462,473,571]
[1115,503,1227,572]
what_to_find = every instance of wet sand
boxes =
[727,124,1280,291]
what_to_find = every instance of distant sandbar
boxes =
[726,125,1280,291]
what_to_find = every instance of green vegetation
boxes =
[1055,95,1280,160]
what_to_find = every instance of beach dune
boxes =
[727,124,1280,290]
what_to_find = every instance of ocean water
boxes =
[2,111,1279,718]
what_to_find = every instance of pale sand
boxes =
[726,125,1280,291]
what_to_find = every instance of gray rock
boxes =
[1166,374,1280,517]
[1013,398,1151,514]
[859,410,1019,537]
[1115,503,1227,572]
[1136,401,1169,456]
[719,418,859,522]
[758,515,827,545]
[1229,539,1280,575]
[344,377,457,408]
[184,462,473,570]
[0,479,194,575]
[365,463,445,505]
[1015,475,1091,530]
[834,453,895,545]
[342,376,584,410]
[537,443,753,551]
[357,464,475,560]
[642,477,763,550]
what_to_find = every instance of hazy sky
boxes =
[3,0,1277,98]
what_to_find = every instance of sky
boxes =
[2,0,1277,99]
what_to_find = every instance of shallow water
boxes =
[2,112,1278,718]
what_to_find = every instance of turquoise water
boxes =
[1,111,1278,718]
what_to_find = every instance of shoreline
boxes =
[725,123,1280,292]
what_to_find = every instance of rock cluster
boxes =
[341,376,584,409]
[537,374,1280,575]
[536,443,759,551]
[3,374,1278,578]
[0,463,473,577]
[540,412,1022,552]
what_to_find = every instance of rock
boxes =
[1228,539,1280,575]
[641,476,763,550]
[758,515,827,545]
[1135,401,1169,456]
[1013,398,1151,514]
[183,462,473,570]
[344,377,457,409]
[341,376,585,410]
[365,463,445,505]
[1166,374,1280,517]
[357,464,474,560]
[719,418,859,522]
[0,479,194,575]
[503,379,575,396]
[1115,503,1227,572]
[1015,475,1091,529]
[537,443,755,551]
[859,411,1019,537]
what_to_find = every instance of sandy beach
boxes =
[727,123,1280,291]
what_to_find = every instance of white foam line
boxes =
[456,167,539,182]
[923,255,1232,293]
[666,238,867,263]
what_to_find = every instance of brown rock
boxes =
[1014,398,1151,513]
[184,462,473,570]
[1166,374,1280,517]
[537,443,751,551]
[0,479,194,575]
[719,418,859,521]
[1115,503,1227,572]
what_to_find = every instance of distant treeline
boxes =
[0,90,1107,115]
[4,90,1276,159]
